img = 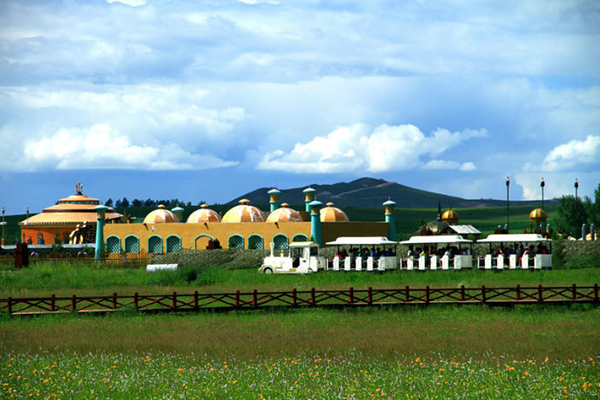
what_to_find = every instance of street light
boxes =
[575,178,579,199]
[540,178,545,210]
[506,176,510,232]
[1,207,5,246]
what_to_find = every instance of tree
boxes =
[554,195,588,238]
[121,197,130,208]
[105,198,113,207]
[131,199,142,207]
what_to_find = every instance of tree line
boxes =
[105,198,206,209]
[554,183,600,239]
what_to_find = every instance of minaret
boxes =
[309,200,323,246]
[303,187,316,212]
[268,188,281,213]
[383,199,397,241]
[94,205,108,260]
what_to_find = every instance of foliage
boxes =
[555,195,590,239]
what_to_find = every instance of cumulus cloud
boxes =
[22,124,238,171]
[106,0,147,7]
[539,135,600,172]
[258,124,486,173]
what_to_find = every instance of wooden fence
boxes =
[1,284,598,316]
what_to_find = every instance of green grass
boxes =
[0,262,597,297]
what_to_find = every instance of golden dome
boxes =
[266,203,303,223]
[222,199,266,223]
[442,208,459,224]
[529,208,547,222]
[320,202,349,222]
[187,204,222,223]
[143,204,179,224]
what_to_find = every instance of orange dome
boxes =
[266,203,303,222]
[320,202,349,222]
[187,204,222,223]
[529,208,547,222]
[442,208,459,224]
[143,204,179,223]
[222,199,266,223]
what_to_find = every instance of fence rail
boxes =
[1,284,598,316]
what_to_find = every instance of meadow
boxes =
[1,250,598,398]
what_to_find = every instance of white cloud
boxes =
[106,0,147,7]
[258,124,486,173]
[21,124,237,171]
[539,135,600,172]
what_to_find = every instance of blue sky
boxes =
[1,0,599,213]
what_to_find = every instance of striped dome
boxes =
[143,204,179,224]
[222,199,266,223]
[187,204,222,223]
[266,203,303,222]
[320,202,349,222]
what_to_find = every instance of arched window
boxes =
[228,235,244,249]
[148,235,163,254]
[292,234,309,243]
[124,235,140,253]
[166,235,182,253]
[273,234,289,250]
[106,236,121,254]
[194,234,215,250]
[248,235,264,250]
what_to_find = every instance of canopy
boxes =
[477,234,551,243]
[400,235,473,245]
[326,236,397,246]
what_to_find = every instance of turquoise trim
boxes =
[228,234,245,249]
[273,234,289,250]
[292,234,309,242]
[124,235,140,253]
[166,235,182,253]
[106,235,121,254]
[148,235,163,254]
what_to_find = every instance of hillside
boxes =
[228,177,556,209]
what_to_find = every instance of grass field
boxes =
[1,259,598,398]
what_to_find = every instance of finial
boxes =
[76,182,83,195]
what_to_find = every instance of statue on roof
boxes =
[76,182,83,195]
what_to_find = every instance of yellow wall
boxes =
[104,221,390,253]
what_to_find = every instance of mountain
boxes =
[227,177,557,209]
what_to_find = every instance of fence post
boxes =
[538,284,543,303]
[51,294,56,312]
[194,290,199,310]
[134,292,138,310]
[253,289,257,309]
[368,287,373,306]
[292,288,297,307]
[235,290,240,308]
[7,297,11,315]
[460,285,465,301]
[595,284,598,303]
[481,285,486,303]
[516,284,521,301]
[71,294,77,312]
[349,287,354,304]
[113,292,117,310]
[405,286,410,302]
[311,288,316,307]
[425,286,430,304]
[172,291,177,309]
[572,283,577,301]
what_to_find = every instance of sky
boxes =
[1,0,599,214]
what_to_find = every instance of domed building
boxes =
[222,199,266,223]
[266,203,303,223]
[320,203,349,222]
[441,207,459,224]
[143,205,179,224]
[529,207,547,233]
[19,182,122,245]
[187,204,222,223]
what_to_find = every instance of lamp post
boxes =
[1,207,5,246]
[540,178,545,210]
[575,178,579,199]
[506,176,510,232]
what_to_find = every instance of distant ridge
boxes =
[228,177,557,209]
